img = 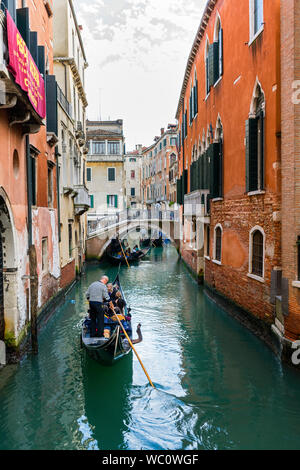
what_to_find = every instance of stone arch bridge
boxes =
[86,210,181,261]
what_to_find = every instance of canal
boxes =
[1,246,300,450]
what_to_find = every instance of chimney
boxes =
[161,128,165,136]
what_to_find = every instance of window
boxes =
[108,141,120,155]
[30,155,37,206]
[108,168,116,182]
[129,158,136,162]
[107,195,118,208]
[205,39,210,96]
[87,167,92,182]
[92,141,106,155]
[89,195,94,209]
[246,85,265,193]
[131,170,135,179]
[214,16,223,81]
[42,238,48,272]
[170,137,177,146]
[206,226,210,257]
[131,188,135,197]
[68,222,73,259]
[250,228,264,278]
[250,0,264,41]
[1,1,16,21]
[214,225,222,262]
[48,166,53,207]
[163,138,167,147]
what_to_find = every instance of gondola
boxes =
[152,238,164,247]
[81,275,138,365]
[106,247,151,265]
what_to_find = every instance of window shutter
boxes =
[194,81,198,115]
[210,142,223,198]
[16,7,30,46]
[245,118,258,192]
[29,31,38,64]
[45,75,58,136]
[37,45,45,76]
[114,195,118,208]
[107,195,110,207]
[219,28,223,77]
[208,44,214,90]
[260,110,265,190]
[213,41,220,84]
[185,111,187,137]
[189,94,192,125]
[206,56,209,95]
[2,0,16,21]
[90,195,94,209]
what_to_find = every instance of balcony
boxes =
[74,185,90,216]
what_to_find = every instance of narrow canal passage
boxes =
[1,246,300,450]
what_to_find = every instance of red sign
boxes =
[6,11,46,119]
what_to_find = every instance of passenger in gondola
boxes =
[114,290,126,314]
[86,275,110,337]
[133,245,139,253]
[107,283,118,302]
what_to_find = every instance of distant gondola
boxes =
[106,247,151,265]
[81,275,141,365]
[152,238,163,247]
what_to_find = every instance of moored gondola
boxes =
[81,275,141,365]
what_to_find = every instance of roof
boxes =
[175,0,217,119]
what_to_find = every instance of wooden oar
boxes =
[110,302,155,389]
[119,239,130,268]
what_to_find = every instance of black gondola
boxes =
[152,238,163,247]
[81,275,137,365]
[106,247,151,265]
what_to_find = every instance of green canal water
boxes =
[1,246,300,450]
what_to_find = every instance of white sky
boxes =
[73,0,207,151]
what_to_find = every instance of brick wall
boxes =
[281,0,300,339]
[60,259,76,290]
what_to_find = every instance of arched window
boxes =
[214,14,223,81]
[214,225,222,262]
[211,117,223,199]
[246,82,265,193]
[249,227,265,279]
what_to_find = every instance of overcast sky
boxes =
[73,0,206,151]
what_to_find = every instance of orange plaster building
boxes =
[175,0,299,362]
[0,1,61,360]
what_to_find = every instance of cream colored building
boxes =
[86,120,126,217]
[53,0,89,288]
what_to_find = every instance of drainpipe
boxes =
[25,135,32,247]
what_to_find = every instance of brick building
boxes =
[175,0,299,359]
[280,0,300,344]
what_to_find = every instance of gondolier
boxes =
[86,275,110,337]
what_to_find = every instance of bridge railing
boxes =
[87,209,179,237]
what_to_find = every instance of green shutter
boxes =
[115,195,118,208]
[208,44,214,90]
[90,195,94,209]
[260,111,265,190]
[245,118,259,192]
[219,29,223,77]
[107,195,110,207]
[16,7,30,45]
[213,41,220,84]
[210,142,222,199]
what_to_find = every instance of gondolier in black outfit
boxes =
[86,275,110,337]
